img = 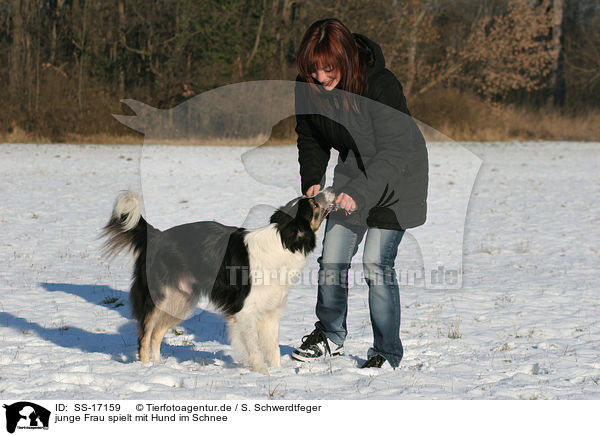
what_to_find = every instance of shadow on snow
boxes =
[0,282,234,366]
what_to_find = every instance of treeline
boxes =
[0,0,599,142]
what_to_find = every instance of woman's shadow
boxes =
[0,282,234,366]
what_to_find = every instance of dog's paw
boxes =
[269,362,281,369]
[251,363,270,375]
[267,356,281,368]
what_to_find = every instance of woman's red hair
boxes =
[296,18,366,97]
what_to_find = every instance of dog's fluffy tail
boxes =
[101,190,150,259]
[102,191,160,323]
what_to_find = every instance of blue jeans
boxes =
[315,220,405,367]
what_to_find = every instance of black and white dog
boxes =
[102,188,336,374]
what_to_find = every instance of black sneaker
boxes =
[361,355,387,368]
[291,328,344,362]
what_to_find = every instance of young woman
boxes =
[291,18,428,368]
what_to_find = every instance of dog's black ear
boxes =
[270,208,293,226]
[276,218,315,254]
[270,198,316,254]
[295,198,314,223]
[270,196,302,225]
[270,198,314,225]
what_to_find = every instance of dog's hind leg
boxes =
[150,312,181,362]
[148,284,195,362]
[139,307,160,363]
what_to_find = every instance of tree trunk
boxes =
[279,0,293,78]
[552,0,565,107]
[118,0,126,95]
[49,0,63,66]
[245,0,267,72]
[406,6,427,96]
[9,0,24,102]
[77,0,88,113]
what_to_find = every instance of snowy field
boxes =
[0,141,599,400]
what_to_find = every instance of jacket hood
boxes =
[353,33,386,77]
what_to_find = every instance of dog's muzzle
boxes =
[313,187,337,217]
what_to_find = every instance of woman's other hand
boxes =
[335,192,357,214]
[305,184,321,197]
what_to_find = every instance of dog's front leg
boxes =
[236,314,269,375]
[258,312,281,368]
[226,318,249,364]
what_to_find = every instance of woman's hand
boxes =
[335,192,357,214]
[305,184,321,197]
[305,186,356,214]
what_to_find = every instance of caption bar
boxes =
[1,400,324,434]
[54,401,321,424]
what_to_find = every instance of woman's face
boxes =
[311,66,340,91]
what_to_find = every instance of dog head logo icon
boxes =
[3,402,50,434]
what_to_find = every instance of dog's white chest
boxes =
[243,225,308,313]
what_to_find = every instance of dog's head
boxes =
[270,187,336,254]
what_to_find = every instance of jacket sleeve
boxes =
[295,77,331,195]
[341,71,425,211]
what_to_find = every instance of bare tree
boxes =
[453,0,556,100]
[552,0,565,106]
[8,0,24,102]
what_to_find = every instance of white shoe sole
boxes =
[290,350,344,362]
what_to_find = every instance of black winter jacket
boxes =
[295,34,428,230]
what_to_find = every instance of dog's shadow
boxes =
[0,283,233,366]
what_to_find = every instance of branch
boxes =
[245,0,266,69]
[416,64,461,95]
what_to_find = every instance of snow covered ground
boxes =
[0,141,598,400]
